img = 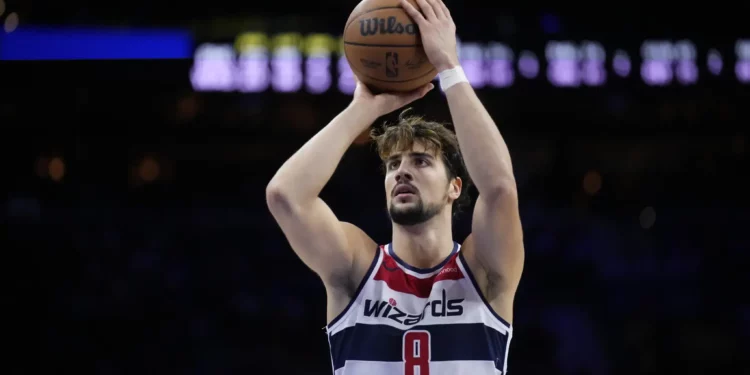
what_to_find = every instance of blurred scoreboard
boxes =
[190,33,750,93]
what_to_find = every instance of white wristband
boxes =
[438,66,469,91]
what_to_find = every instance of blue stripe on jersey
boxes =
[329,323,509,370]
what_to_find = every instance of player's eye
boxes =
[387,160,400,170]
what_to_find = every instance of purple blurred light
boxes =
[486,43,514,88]
[707,51,723,75]
[613,54,631,77]
[190,44,235,92]
[518,52,539,79]
[237,56,270,93]
[462,59,486,88]
[489,61,514,87]
[459,43,486,88]
[675,61,697,85]
[641,61,672,86]
[190,59,235,92]
[337,57,356,94]
[271,56,303,93]
[737,62,750,83]
[305,57,332,94]
[579,42,606,86]
[581,61,606,86]
[547,60,579,87]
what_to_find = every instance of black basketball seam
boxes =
[344,6,407,34]
[348,63,437,84]
[344,42,423,47]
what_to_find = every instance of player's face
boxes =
[384,142,461,226]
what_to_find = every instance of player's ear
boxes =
[449,176,462,200]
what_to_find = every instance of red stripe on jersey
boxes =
[373,249,464,298]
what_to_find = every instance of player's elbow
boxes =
[265,181,295,216]
[481,177,518,202]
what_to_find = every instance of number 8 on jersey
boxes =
[403,330,431,375]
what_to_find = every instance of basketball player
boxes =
[266,0,524,374]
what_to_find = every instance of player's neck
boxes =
[391,213,454,269]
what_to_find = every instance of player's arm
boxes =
[402,0,524,294]
[265,81,434,287]
[446,82,525,294]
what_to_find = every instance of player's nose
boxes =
[394,170,413,183]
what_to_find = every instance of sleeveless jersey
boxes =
[325,242,513,375]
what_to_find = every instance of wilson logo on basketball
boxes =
[359,16,417,37]
[363,290,464,326]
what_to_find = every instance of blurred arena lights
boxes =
[612,49,631,77]
[190,44,235,92]
[191,34,750,93]
[736,39,750,83]
[303,34,335,94]
[35,156,65,182]
[336,56,356,94]
[673,40,698,85]
[641,40,674,86]
[236,32,270,93]
[3,11,18,33]
[707,49,723,75]
[270,33,303,93]
[0,26,192,60]
[546,41,580,87]
[517,50,539,79]
[487,42,514,87]
[48,157,65,182]
[137,156,161,183]
[582,170,602,196]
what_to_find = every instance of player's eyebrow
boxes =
[386,152,435,163]
[409,152,434,160]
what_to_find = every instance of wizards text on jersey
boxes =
[364,290,464,326]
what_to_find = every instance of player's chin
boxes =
[390,199,416,210]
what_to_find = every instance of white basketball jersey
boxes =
[325,242,513,375]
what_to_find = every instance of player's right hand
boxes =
[352,78,434,116]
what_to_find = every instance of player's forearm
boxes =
[444,82,516,194]
[267,102,380,205]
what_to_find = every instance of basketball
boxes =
[344,0,437,92]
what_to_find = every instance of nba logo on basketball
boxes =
[385,52,399,78]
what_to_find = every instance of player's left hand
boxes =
[400,0,460,73]
[352,77,434,117]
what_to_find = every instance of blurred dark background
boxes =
[2,1,749,374]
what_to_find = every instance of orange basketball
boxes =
[343,0,436,92]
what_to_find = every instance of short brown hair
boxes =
[370,108,472,216]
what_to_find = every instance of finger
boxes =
[405,83,435,102]
[426,0,446,19]
[437,0,451,19]
[400,0,426,25]
[414,0,437,22]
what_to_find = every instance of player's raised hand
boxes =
[400,0,460,72]
[352,78,434,116]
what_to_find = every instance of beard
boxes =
[388,196,444,226]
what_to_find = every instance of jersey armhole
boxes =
[457,251,513,330]
[326,245,381,330]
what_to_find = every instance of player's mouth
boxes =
[393,184,418,198]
